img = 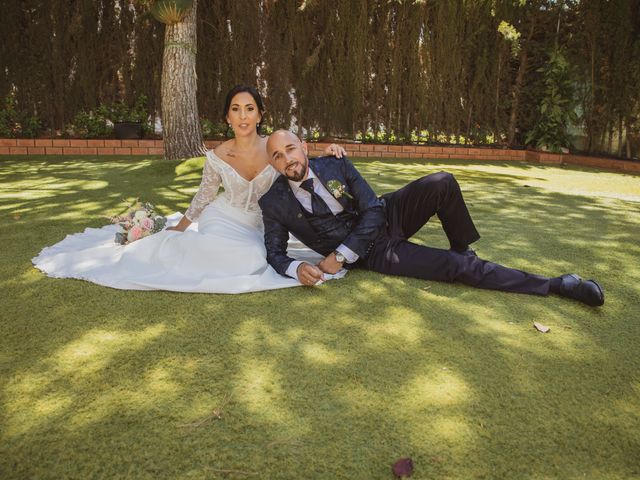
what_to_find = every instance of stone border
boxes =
[1,138,638,174]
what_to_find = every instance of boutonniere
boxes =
[326,179,353,200]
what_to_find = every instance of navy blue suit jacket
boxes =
[259,155,386,277]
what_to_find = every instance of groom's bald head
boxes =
[267,130,309,181]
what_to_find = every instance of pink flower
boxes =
[141,217,154,230]
[127,225,144,243]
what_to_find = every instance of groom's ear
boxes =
[301,141,308,155]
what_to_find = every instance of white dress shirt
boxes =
[285,169,359,279]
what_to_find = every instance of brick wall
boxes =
[0,138,638,174]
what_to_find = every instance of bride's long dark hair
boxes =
[223,85,265,136]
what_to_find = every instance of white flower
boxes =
[134,210,147,221]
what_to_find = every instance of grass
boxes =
[1,154,639,479]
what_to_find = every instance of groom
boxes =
[259,130,604,306]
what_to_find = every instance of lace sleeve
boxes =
[184,155,222,222]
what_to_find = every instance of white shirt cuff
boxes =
[336,244,359,264]
[286,260,304,279]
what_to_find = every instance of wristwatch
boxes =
[333,250,346,263]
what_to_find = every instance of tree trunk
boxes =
[507,15,536,147]
[161,0,205,160]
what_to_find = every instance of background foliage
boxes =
[1,0,638,156]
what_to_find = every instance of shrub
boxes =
[0,96,43,138]
[65,110,112,138]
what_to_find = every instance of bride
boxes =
[32,85,346,293]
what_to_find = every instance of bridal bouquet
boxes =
[110,201,167,245]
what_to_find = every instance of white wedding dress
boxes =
[32,150,336,293]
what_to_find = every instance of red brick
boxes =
[373,145,388,152]
[0,139,16,146]
[0,147,11,154]
[63,147,83,155]
[148,147,164,155]
[121,140,139,147]
[52,139,70,147]
[433,153,451,159]
[154,140,165,148]
[380,152,396,158]
[104,140,122,147]
[10,147,28,154]
[46,147,64,154]
[454,147,470,154]
[388,145,403,152]
[138,140,155,148]
[622,162,640,173]
[16,139,35,147]
[416,146,441,153]
[34,139,53,147]
[97,148,115,155]
[87,140,105,147]
[80,147,98,155]
[28,147,46,154]
[402,146,416,153]
[358,145,374,152]
[367,152,379,157]
[131,147,148,155]
[409,153,424,159]
[68,139,87,147]
[114,147,132,155]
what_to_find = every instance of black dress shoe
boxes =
[559,274,604,307]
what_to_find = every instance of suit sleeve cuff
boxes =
[286,260,303,279]
[336,244,359,264]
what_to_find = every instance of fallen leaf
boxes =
[392,457,413,478]
[533,322,550,333]
[13,214,21,220]
[421,285,431,291]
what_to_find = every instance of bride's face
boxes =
[226,92,262,137]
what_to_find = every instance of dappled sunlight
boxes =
[3,324,168,437]
[174,156,205,177]
[401,369,473,408]
[234,357,310,435]
[431,416,475,444]
[2,156,640,478]
[54,325,166,375]
[301,342,346,365]
[68,358,198,429]
[366,306,430,348]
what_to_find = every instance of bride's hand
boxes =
[166,215,192,232]
[324,143,347,158]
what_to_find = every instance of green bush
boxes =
[64,96,152,138]
[200,117,227,139]
[525,47,578,153]
[0,96,43,138]
[65,110,112,138]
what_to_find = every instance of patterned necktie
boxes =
[300,178,333,218]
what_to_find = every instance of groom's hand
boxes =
[297,263,324,286]
[318,253,344,275]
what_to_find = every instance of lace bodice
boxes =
[184,150,280,222]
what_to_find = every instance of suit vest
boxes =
[301,206,356,253]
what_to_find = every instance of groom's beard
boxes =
[283,158,308,182]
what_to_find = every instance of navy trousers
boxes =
[363,172,550,295]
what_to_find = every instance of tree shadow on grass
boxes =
[1,156,639,479]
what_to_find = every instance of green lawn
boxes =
[1,155,639,479]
